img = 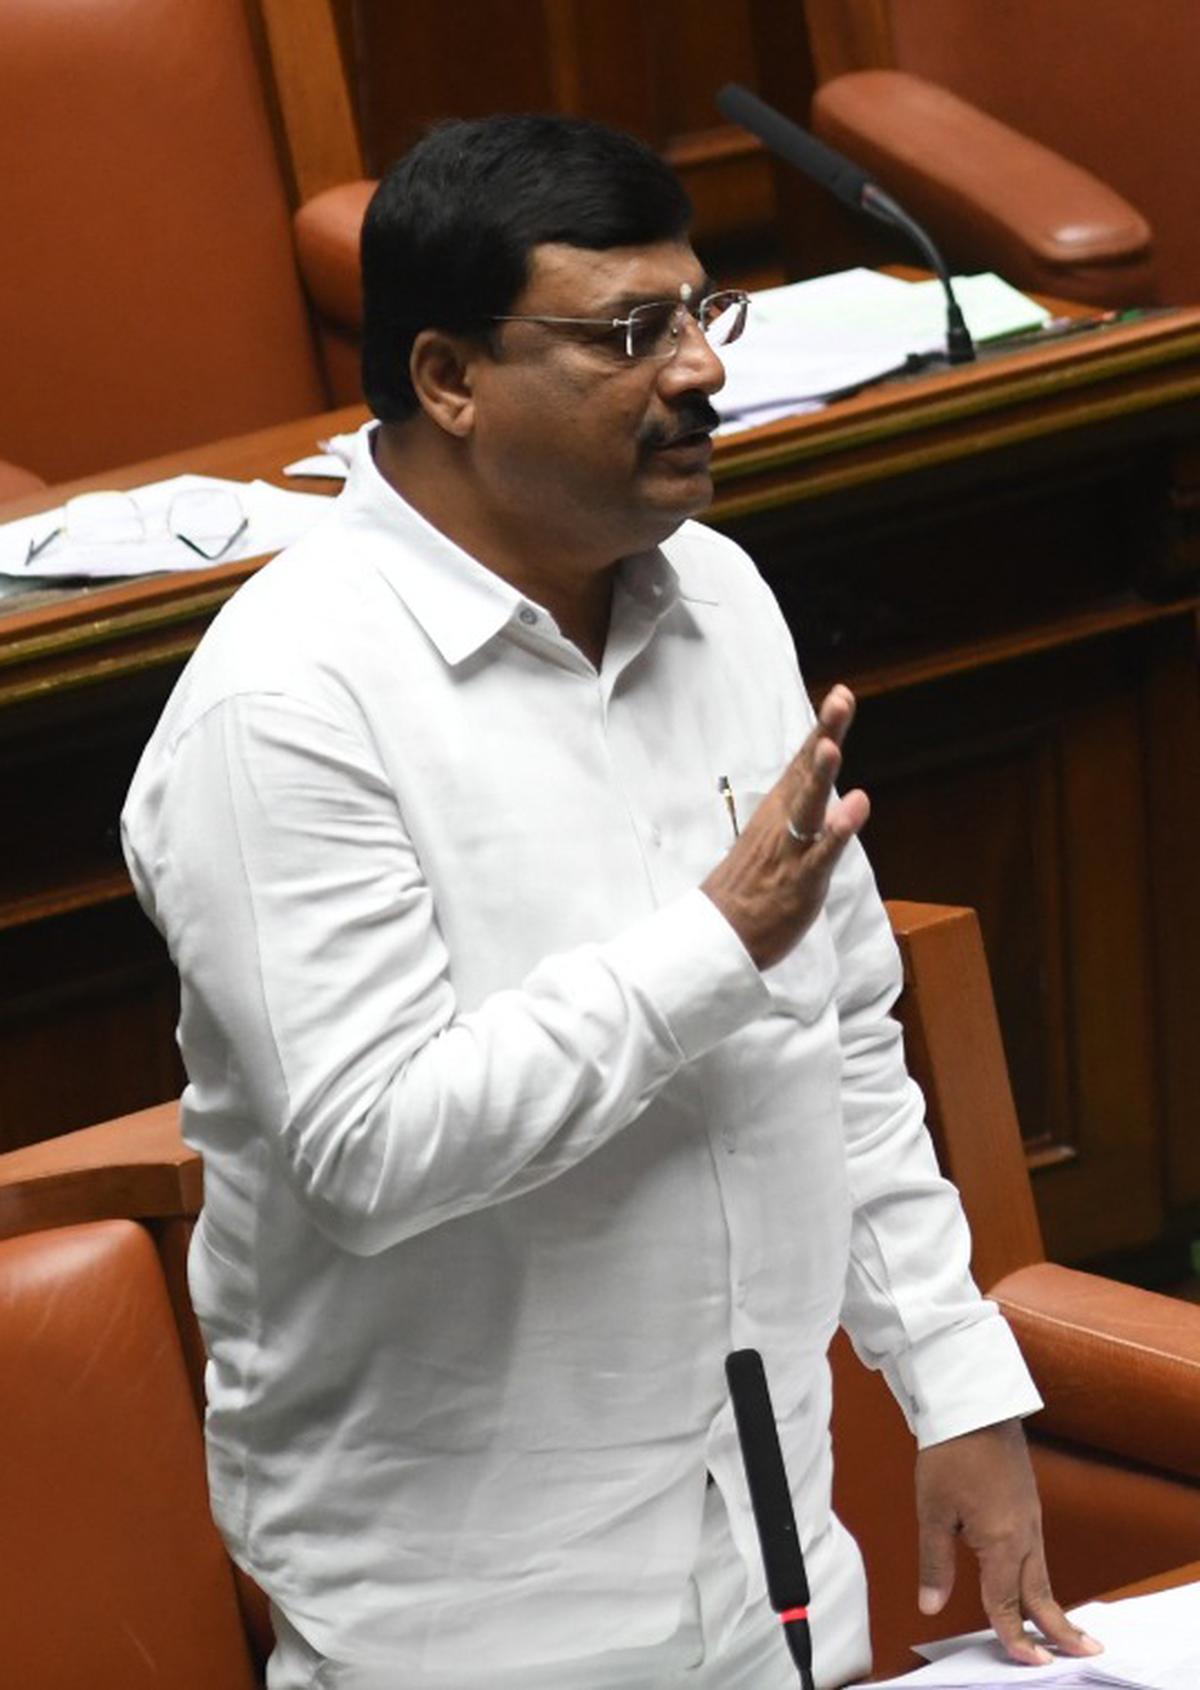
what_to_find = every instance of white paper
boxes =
[715,268,1050,432]
[850,1580,1200,1690]
[0,474,333,591]
[283,430,358,481]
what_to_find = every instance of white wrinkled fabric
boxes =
[122,424,1040,1676]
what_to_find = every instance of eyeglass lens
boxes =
[626,292,748,359]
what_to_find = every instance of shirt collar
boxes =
[336,422,687,666]
[339,423,526,666]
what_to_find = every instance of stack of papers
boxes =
[0,473,332,596]
[852,1579,1199,1689]
[715,268,1050,432]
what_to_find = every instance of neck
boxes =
[374,421,615,667]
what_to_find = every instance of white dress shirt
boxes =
[121,425,1040,1674]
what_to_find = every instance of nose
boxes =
[657,314,726,398]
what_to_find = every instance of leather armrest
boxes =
[812,71,1157,306]
[993,1262,1200,1480]
[0,459,47,503]
[0,1101,198,1241]
[294,178,376,333]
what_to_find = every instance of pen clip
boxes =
[717,775,740,838]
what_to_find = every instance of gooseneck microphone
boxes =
[716,82,976,365]
[725,1348,815,1689]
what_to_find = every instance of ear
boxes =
[408,329,480,437]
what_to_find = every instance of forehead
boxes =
[519,240,705,312]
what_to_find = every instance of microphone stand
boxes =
[860,185,975,364]
[717,82,976,366]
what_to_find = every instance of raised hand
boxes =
[701,684,870,969]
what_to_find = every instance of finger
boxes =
[824,787,870,843]
[816,683,856,748]
[979,1551,1052,1668]
[773,687,862,847]
[1018,1555,1103,1659]
[787,740,842,841]
[776,684,856,807]
[795,687,857,833]
[916,1519,957,1618]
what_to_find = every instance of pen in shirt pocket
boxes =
[717,775,740,839]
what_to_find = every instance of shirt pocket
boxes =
[739,787,840,1024]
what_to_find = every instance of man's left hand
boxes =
[915,1418,1104,1666]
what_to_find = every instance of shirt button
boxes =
[649,824,663,847]
[518,606,538,626]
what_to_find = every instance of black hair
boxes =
[361,113,693,421]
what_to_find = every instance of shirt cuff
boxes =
[600,887,771,1061]
[888,1301,1045,1448]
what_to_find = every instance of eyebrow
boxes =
[593,275,719,318]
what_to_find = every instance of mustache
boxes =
[638,399,722,452]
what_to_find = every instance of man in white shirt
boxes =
[122,115,1101,1689]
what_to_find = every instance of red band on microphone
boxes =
[780,1605,809,1623]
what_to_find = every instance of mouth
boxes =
[646,424,714,465]
[640,401,721,463]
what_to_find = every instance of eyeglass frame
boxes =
[24,487,249,568]
[489,286,750,362]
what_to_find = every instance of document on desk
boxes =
[715,268,1050,433]
[851,1580,1199,1689]
[0,473,332,594]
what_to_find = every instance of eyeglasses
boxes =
[490,287,750,362]
[25,487,248,567]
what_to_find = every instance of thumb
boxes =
[918,1519,957,1616]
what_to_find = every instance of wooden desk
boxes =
[1105,1559,1200,1600]
[3,315,1198,1272]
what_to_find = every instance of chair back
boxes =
[802,0,1200,303]
[0,0,330,482]
[0,1218,259,1689]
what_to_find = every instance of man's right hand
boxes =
[700,684,871,970]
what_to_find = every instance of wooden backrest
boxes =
[885,901,1045,1287]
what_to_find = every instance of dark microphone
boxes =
[716,82,976,365]
[725,1348,815,1689]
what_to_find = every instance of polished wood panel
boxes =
[331,0,789,282]
[256,0,363,201]
[801,0,894,80]
[1,316,1197,1277]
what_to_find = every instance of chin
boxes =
[657,470,715,523]
[627,493,711,554]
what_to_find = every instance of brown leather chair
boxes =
[1,904,1197,1685]
[0,1107,273,1686]
[0,460,47,503]
[793,0,1198,309]
[0,0,371,486]
[834,904,1200,1675]
[0,1218,263,1689]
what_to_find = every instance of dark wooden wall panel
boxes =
[336,0,795,281]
